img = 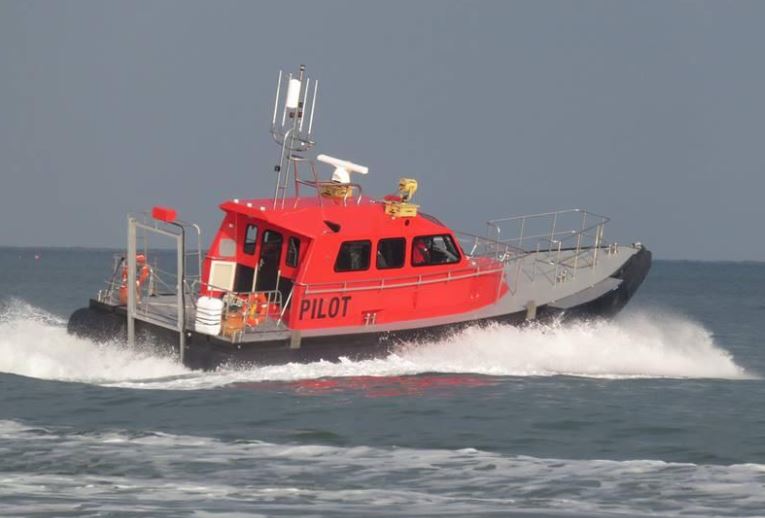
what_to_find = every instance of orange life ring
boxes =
[246,293,269,327]
[118,257,151,305]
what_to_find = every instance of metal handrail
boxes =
[485,208,613,284]
[190,279,287,332]
[487,209,609,252]
[488,209,609,244]
[299,264,505,296]
[128,212,203,279]
[488,208,610,227]
[454,231,526,261]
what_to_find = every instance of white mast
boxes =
[270,64,319,208]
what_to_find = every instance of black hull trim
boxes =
[68,248,652,370]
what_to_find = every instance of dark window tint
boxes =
[262,230,282,246]
[335,240,371,272]
[243,224,258,255]
[233,264,255,292]
[412,235,461,266]
[255,230,283,291]
[286,237,301,267]
[261,230,283,261]
[376,238,406,269]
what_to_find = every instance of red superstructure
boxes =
[201,195,507,331]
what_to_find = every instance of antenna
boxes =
[270,65,319,207]
[271,65,318,150]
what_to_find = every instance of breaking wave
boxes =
[0,300,754,389]
[0,300,187,383]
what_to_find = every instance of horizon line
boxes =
[1,245,763,265]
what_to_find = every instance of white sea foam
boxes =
[0,300,187,383]
[0,301,754,389]
[1,419,764,517]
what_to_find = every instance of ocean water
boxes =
[1,247,764,517]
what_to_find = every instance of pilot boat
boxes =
[67,65,651,370]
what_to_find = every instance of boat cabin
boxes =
[183,64,514,337]
[200,194,508,332]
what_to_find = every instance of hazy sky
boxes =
[1,1,764,260]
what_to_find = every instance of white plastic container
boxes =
[194,296,224,336]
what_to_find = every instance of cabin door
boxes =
[256,230,283,292]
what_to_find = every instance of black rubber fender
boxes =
[67,306,126,343]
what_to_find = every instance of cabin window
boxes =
[411,234,461,266]
[335,240,371,272]
[262,230,283,252]
[218,238,236,257]
[286,237,300,267]
[377,238,406,269]
[243,224,258,255]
